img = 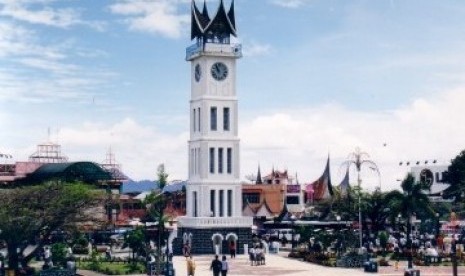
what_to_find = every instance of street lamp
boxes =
[452,237,458,276]
[342,147,380,252]
[336,215,341,256]
[435,213,440,238]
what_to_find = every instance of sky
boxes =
[1,0,465,191]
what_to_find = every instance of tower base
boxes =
[173,226,252,255]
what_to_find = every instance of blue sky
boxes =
[1,0,465,190]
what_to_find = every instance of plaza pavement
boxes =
[172,253,368,276]
[76,252,465,276]
[170,253,465,276]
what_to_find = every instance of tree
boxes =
[0,182,103,273]
[330,188,358,221]
[444,150,465,203]
[386,173,433,269]
[144,164,169,272]
[123,227,146,262]
[360,189,391,235]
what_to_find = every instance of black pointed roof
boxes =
[276,203,290,222]
[191,0,237,41]
[256,165,263,184]
[227,0,236,31]
[202,0,210,23]
[338,167,351,197]
[191,0,208,40]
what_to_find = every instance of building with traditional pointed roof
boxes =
[307,155,334,201]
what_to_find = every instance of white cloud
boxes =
[0,0,105,30]
[0,20,113,103]
[270,0,311,9]
[242,41,272,57]
[109,0,189,39]
[5,86,463,192]
[241,88,465,191]
[56,118,189,181]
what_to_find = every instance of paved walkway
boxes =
[75,254,465,276]
[173,254,368,276]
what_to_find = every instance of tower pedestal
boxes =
[173,216,252,255]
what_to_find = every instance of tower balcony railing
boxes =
[178,216,252,228]
[186,42,242,60]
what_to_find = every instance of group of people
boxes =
[186,254,229,276]
[248,246,266,266]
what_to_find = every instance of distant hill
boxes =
[122,180,159,193]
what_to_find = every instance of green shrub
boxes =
[51,243,67,268]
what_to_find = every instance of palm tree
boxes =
[361,189,391,235]
[386,173,433,269]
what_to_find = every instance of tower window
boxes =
[219,190,224,217]
[210,189,216,217]
[227,148,232,174]
[193,191,198,217]
[223,107,230,131]
[209,147,215,174]
[227,190,232,217]
[198,108,201,132]
[218,148,224,174]
[193,109,196,132]
[210,107,217,131]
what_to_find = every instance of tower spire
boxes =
[256,164,263,184]
[202,0,209,20]
[228,0,236,31]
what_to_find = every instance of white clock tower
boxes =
[176,0,252,255]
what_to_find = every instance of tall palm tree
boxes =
[386,173,433,269]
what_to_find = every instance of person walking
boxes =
[220,255,229,276]
[209,255,222,276]
[186,256,196,276]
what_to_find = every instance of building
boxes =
[175,0,253,255]
[410,165,450,202]
[242,167,286,220]
[242,167,305,219]
[0,141,127,192]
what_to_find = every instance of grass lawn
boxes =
[78,261,146,275]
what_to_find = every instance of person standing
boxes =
[186,256,196,276]
[229,242,236,259]
[220,255,229,276]
[209,255,222,276]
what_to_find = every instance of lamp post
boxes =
[435,213,440,238]
[336,215,341,257]
[452,237,458,276]
[342,147,380,252]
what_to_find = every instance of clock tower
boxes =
[175,0,252,255]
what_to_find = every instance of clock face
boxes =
[194,64,201,82]
[211,62,228,81]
